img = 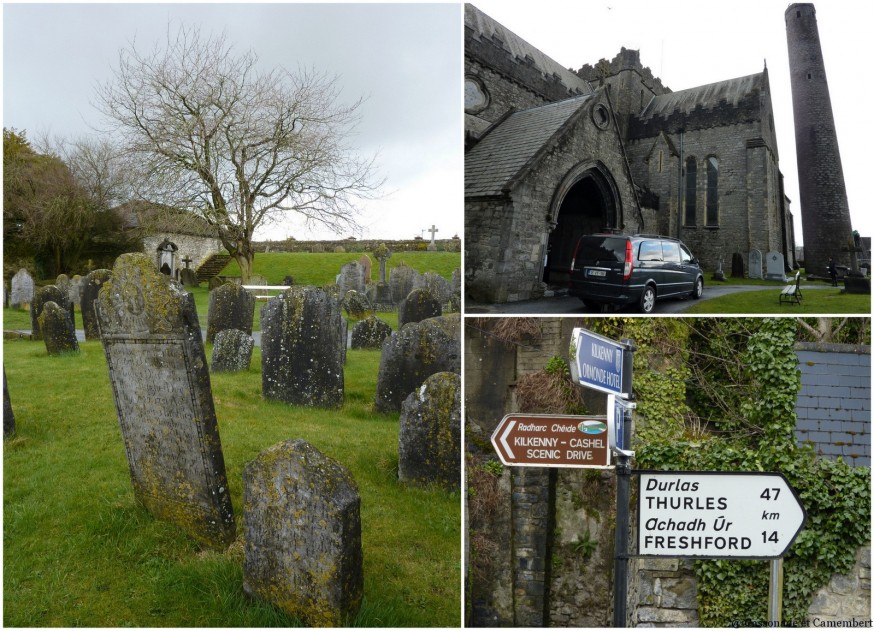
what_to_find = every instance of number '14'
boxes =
[762,531,779,543]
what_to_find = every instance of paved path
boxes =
[466,283,833,315]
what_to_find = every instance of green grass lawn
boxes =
[685,286,871,314]
[3,340,460,626]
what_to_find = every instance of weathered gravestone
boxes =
[342,290,373,320]
[243,439,363,626]
[95,253,235,548]
[38,301,79,355]
[398,288,442,329]
[338,261,366,300]
[261,287,344,407]
[69,274,83,307]
[451,268,461,295]
[55,274,72,303]
[389,264,421,305]
[375,313,461,413]
[30,285,72,341]
[398,371,461,490]
[179,268,199,288]
[350,316,393,350]
[357,255,372,283]
[211,329,254,373]
[10,269,34,309]
[81,269,112,340]
[413,271,452,306]
[206,283,255,343]
[4,369,14,438]
[749,249,763,279]
[765,251,788,282]
[731,253,745,278]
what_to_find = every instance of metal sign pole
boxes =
[612,340,635,628]
[768,558,784,625]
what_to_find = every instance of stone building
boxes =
[465,4,796,303]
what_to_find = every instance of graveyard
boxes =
[3,250,461,627]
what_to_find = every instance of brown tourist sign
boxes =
[490,413,612,468]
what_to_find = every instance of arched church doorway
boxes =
[543,166,620,286]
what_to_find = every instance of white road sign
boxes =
[638,472,806,558]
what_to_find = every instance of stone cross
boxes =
[181,256,193,269]
[373,243,392,284]
[427,224,439,251]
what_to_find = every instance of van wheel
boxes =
[639,286,656,313]
[691,277,704,299]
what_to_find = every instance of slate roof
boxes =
[465,4,591,98]
[639,72,764,121]
[465,95,594,198]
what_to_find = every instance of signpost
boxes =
[490,413,611,469]
[569,328,633,398]
[638,471,806,558]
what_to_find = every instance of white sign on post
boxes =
[638,471,806,558]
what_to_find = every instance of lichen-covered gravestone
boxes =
[338,261,366,300]
[206,283,255,343]
[389,264,421,305]
[30,285,71,341]
[10,269,34,309]
[210,329,254,373]
[357,254,372,283]
[243,439,363,626]
[398,287,442,329]
[38,301,79,355]
[413,271,452,306]
[350,316,393,349]
[81,269,112,340]
[261,287,344,407]
[96,253,235,548]
[398,371,461,490]
[375,313,461,413]
[341,290,373,320]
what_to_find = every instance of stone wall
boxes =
[255,238,460,254]
[808,544,871,625]
[795,343,871,466]
[143,233,222,273]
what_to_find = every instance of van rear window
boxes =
[575,236,627,263]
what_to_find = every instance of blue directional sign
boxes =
[569,328,633,397]
[608,394,636,454]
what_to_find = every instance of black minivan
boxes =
[568,234,704,313]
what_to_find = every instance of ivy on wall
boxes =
[588,317,871,626]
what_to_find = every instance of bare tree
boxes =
[95,24,380,281]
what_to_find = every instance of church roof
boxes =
[465,4,591,98]
[465,95,594,197]
[639,72,764,121]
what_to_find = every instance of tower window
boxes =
[807,73,812,79]
[797,10,801,17]
[684,157,697,226]
[706,156,719,226]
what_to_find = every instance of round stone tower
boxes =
[785,3,854,277]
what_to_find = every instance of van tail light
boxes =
[623,240,633,280]
[570,240,581,271]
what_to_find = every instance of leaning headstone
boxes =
[211,329,254,373]
[731,253,745,279]
[30,285,71,341]
[375,313,461,413]
[206,283,255,343]
[81,269,112,340]
[338,261,366,300]
[4,369,14,438]
[243,439,363,626]
[398,288,442,329]
[765,251,788,282]
[351,316,393,350]
[10,269,34,309]
[398,371,461,490]
[39,301,79,355]
[261,287,344,407]
[389,265,421,305]
[748,249,763,280]
[413,271,452,306]
[95,253,235,548]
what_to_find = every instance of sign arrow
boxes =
[490,413,612,469]
[569,327,633,397]
[638,471,806,558]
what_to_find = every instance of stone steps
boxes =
[195,254,232,282]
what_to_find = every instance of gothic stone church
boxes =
[465,4,796,303]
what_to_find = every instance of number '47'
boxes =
[760,487,781,500]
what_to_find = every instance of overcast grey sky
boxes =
[3,3,462,242]
[471,0,873,247]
